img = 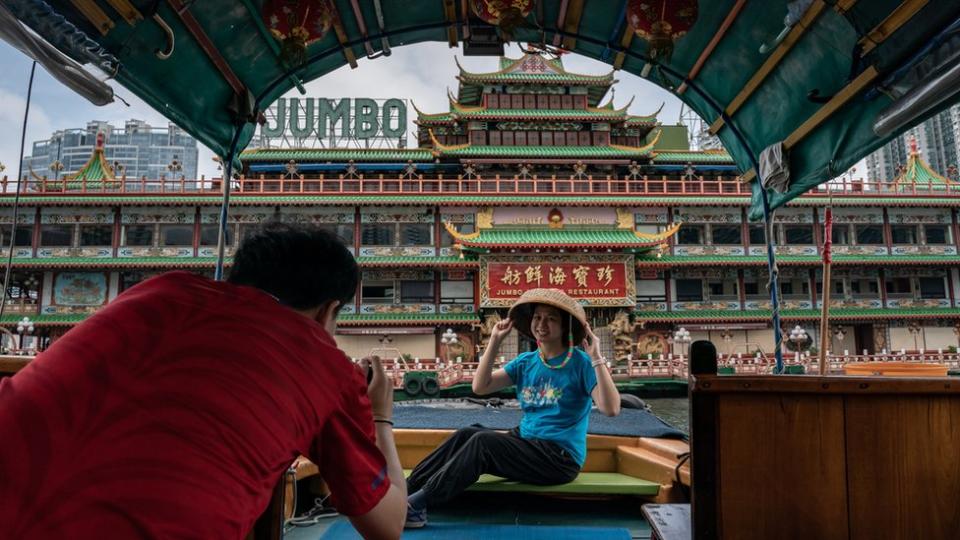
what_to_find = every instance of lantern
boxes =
[263,0,335,67]
[627,0,698,74]
[471,0,535,33]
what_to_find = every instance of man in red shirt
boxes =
[0,222,406,539]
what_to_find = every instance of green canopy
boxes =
[7,0,960,217]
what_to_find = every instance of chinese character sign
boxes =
[485,259,632,306]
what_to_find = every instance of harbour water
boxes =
[646,397,689,434]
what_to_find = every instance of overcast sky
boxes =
[0,40,695,179]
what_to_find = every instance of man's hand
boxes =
[360,356,392,420]
[490,318,514,344]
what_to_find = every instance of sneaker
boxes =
[404,504,428,528]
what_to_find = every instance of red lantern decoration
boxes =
[627,0,698,65]
[471,0,535,34]
[263,0,335,67]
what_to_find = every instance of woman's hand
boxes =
[582,324,602,361]
[490,318,514,344]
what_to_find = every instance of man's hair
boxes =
[228,221,358,311]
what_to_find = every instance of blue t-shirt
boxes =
[504,348,598,466]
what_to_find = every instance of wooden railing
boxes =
[7,175,954,198]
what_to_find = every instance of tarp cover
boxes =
[7,0,960,217]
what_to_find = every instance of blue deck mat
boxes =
[392,406,685,439]
[320,521,632,539]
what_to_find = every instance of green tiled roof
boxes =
[637,255,960,266]
[240,148,434,162]
[8,194,960,208]
[0,313,90,325]
[457,228,665,248]
[894,150,960,191]
[441,108,632,121]
[439,145,654,158]
[338,312,478,325]
[635,308,960,321]
[653,151,734,164]
[357,256,476,266]
[6,256,475,268]
[458,71,614,85]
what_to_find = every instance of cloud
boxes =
[1,40,692,180]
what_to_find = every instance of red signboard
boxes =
[484,258,633,307]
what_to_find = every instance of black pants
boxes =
[406,425,580,507]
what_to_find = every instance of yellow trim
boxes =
[859,0,928,56]
[457,51,614,81]
[709,0,828,134]
[476,207,494,229]
[610,129,662,153]
[634,222,682,241]
[443,221,481,241]
[893,153,957,188]
[449,98,484,113]
[626,102,664,122]
[428,129,471,152]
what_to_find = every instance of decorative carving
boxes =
[607,310,634,366]
[478,311,502,352]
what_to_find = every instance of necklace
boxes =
[537,341,574,369]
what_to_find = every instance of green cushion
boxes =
[404,470,659,496]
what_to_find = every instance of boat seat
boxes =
[405,469,660,496]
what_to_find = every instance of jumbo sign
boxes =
[480,254,636,308]
[261,97,407,140]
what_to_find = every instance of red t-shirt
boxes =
[0,271,388,538]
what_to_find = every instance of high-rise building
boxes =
[21,120,199,181]
[866,104,960,182]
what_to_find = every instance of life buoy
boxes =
[422,377,440,396]
[404,377,423,396]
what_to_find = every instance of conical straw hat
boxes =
[507,288,588,344]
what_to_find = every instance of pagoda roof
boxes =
[240,148,434,162]
[429,129,661,159]
[636,254,960,267]
[893,138,960,191]
[651,150,734,164]
[456,53,614,106]
[634,307,960,323]
[445,222,680,251]
[67,133,115,183]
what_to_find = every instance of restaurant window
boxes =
[855,225,884,244]
[361,224,395,246]
[743,282,760,296]
[160,224,194,246]
[399,223,432,246]
[123,224,154,246]
[711,225,741,245]
[831,226,849,244]
[400,280,434,303]
[39,224,73,246]
[884,277,912,295]
[780,282,794,296]
[890,225,917,244]
[440,280,473,304]
[79,224,113,246]
[919,277,946,299]
[675,279,703,301]
[317,223,354,246]
[0,225,33,247]
[200,224,233,246]
[925,225,949,244]
[783,225,813,244]
[361,280,394,304]
[677,225,704,245]
[748,225,766,244]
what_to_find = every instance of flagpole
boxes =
[818,201,833,375]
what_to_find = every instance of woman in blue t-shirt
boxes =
[405,288,621,528]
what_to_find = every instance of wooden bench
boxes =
[404,469,660,496]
